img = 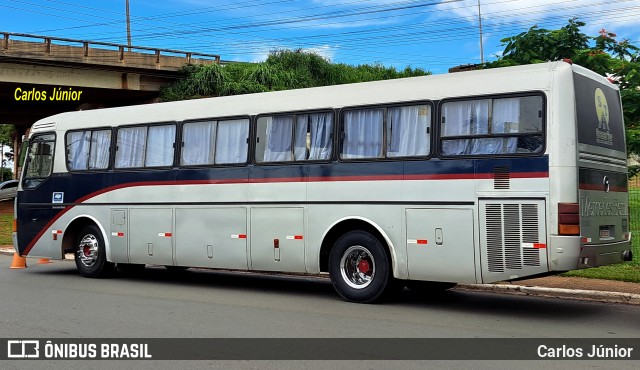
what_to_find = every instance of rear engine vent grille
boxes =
[485,202,542,272]
[493,166,511,189]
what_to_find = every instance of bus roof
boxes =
[30,61,602,133]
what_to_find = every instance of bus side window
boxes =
[66,129,111,171]
[387,105,431,157]
[181,118,249,166]
[215,119,249,164]
[256,113,332,163]
[440,95,544,157]
[259,115,294,162]
[297,113,333,160]
[341,109,384,159]
[145,125,176,167]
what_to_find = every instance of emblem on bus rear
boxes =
[594,88,613,146]
[603,176,610,193]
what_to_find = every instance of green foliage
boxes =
[160,49,430,101]
[489,18,589,67]
[0,168,12,180]
[0,125,15,168]
[0,125,15,146]
[485,18,640,163]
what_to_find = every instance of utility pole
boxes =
[126,0,132,51]
[477,0,484,64]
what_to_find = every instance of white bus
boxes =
[15,61,632,303]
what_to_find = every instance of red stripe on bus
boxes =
[578,183,628,192]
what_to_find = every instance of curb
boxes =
[2,246,638,305]
[0,248,15,256]
[456,283,640,305]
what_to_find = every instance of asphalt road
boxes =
[1,254,639,369]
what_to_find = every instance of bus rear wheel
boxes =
[328,230,392,303]
[74,225,114,278]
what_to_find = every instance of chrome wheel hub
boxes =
[340,245,375,289]
[77,234,99,268]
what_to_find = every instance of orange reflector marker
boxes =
[10,252,27,269]
[12,219,17,232]
[559,224,580,236]
[37,258,52,264]
[558,202,580,236]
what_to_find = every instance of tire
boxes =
[74,225,114,278]
[328,230,393,303]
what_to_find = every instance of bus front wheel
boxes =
[74,225,114,278]
[328,230,392,303]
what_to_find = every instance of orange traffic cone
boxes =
[10,252,27,269]
[37,258,52,264]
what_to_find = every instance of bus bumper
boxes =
[578,238,633,268]
[548,235,632,271]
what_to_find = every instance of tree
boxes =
[160,49,430,101]
[0,125,15,181]
[485,19,640,163]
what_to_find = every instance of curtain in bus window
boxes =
[469,99,519,154]
[264,116,294,162]
[294,116,309,160]
[387,105,430,157]
[342,109,383,158]
[182,121,215,166]
[67,131,90,170]
[442,100,489,155]
[115,126,147,168]
[308,113,333,160]
[215,119,249,164]
[490,98,520,154]
[145,125,175,167]
[88,130,111,169]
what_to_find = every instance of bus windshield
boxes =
[23,133,55,189]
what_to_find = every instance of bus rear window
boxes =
[23,133,56,189]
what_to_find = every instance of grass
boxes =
[562,264,640,283]
[0,211,12,245]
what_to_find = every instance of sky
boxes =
[1,0,640,74]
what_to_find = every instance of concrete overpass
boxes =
[1,31,220,176]
[2,32,220,126]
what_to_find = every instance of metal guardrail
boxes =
[1,31,220,65]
